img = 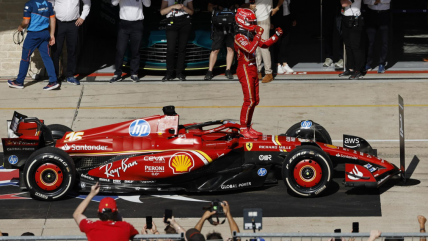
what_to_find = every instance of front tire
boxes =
[282,145,333,197]
[24,147,76,201]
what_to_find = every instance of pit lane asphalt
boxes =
[0,78,427,236]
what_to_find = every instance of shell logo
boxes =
[169,153,194,174]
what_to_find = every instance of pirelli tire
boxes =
[282,122,332,145]
[282,145,333,197]
[47,124,73,141]
[23,147,76,201]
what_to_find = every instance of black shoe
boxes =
[349,71,364,80]
[204,71,213,80]
[339,70,354,77]
[110,75,122,83]
[131,75,140,82]
[225,69,233,79]
[177,73,186,81]
[162,75,173,82]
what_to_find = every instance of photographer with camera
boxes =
[194,200,240,240]
[160,0,194,81]
[339,0,365,80]
[204,0,242,80]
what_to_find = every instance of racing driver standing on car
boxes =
[234,8,283,138]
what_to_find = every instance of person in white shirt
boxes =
[243,0,275,83]
[339,0,365,80]
[364,0,391,73]
[160,0,194,81]
[110,0,151,83]
[50,0,91,86]
[271,0,296,75]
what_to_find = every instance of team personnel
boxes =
[322,0,344,69]
[110,0,151,83]
[73,183,141,241]
[8,0,59,90]
[234,8,282,138]
[243,0,275,83]
[204,0,242,80]
[160,0,194,81]
[50,0,91,86]
[364,0,391,73]
[272,0,296,75]
[339,0,365,80]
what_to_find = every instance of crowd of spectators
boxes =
[7,0,398,89]
[5,182,428,241]
[0,182,390,240]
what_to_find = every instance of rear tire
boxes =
[24,147,76,201]
[281,122,332,144]
[282,145,333,197]
[47,124,73,141]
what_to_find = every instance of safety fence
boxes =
[233,232,428,241]
[0,233,184,240]
[2,232,428,241]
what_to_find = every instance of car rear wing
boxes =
[2,112,54,169]
[6,111,53,142]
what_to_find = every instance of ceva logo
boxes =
[8,155,18,165]
[129,119,151,137]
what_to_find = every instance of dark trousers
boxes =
[366,9,390,66]
[166,16,192,75]
[323,13,344,60]
[52,20,79,78]
[17,30,57,84]
[342,16,365,71]
[114,20,144,76]
[272,15,292,64]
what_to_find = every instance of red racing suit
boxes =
[234,31,280,126]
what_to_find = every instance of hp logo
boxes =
[301,120,313,129]
[8,155,18,165]
[257,168,267,177]
[129,119,151,137]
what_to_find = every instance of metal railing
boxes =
[233,232,428,241]
[0,233,184,241]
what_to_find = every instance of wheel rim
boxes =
[293,159,322,188]
[35,163,64,191]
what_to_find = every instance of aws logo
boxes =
[169,153,194,174]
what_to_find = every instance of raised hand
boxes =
[254,26,264,35]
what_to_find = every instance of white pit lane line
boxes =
[332,139,428,142]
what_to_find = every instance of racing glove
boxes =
[254,26,264,36]
[275,27,283,37]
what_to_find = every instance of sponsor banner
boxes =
[343,135,361,149]
[129,119,151,137]
[100,158,138,178]
[221,182,252,190]
[169,152,195,174]
[61,144,108,151]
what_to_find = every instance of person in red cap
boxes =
[73,182,140,241]
[234,8,283,139]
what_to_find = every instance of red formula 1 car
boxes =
[1,106,405,200]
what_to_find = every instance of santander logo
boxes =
[348,166,363,180]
